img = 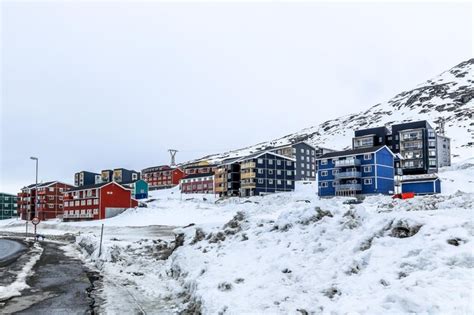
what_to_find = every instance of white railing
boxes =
[335,183,362,191]
[335,171,362,179]
[335,159,361,167]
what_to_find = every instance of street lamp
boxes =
[27,157,38,238]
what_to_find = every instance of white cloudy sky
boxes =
[1,1,472,193]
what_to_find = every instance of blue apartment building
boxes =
[317,145,395,197]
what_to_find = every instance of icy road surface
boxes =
[0,239,24,264]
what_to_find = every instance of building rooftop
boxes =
[317,145,387,159]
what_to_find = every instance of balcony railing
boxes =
[214,168,226,174]
[215,186,226,193]
[241,172,256,179]
[335,183,362,191]
[214,177,226,184]
[240,181,256,188]
[240,162,256,169]
[335,171,361,179]
[335,159,361,167]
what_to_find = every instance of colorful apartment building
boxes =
[400,174,441,195]
[141,165,185,190]
[214,158,241,197]
[63,182,138,221]
[317,146,395,197]
[122,179,149,199]
[238,151,295,197]
[0,193,18,220]
[181,173,215,194]
[74,171,101,187]
[18,181,75,220]
[352,120,450,175]
[269,142,328,181]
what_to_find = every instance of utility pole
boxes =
[26,156,38,239]
[168,149,178,166]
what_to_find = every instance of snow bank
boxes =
[166,196,473,314]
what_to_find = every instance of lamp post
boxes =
[29,157,39,238]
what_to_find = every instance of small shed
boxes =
[401,176,441,195]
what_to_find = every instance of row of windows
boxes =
[299,163,316,170]
[65,199,99,207]
[256,158,293,166]
[319,178,373,188]
[320,166,372,177]
[182,177,213,183]
[299,156,316,163]
[66,209,99,215]
[255,179,293,185]
[256,169,293,176]
[301,171,316,177]
[321,154,372,165]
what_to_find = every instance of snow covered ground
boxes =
[0,160,472,313]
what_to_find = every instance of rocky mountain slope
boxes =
[193,59,473,163]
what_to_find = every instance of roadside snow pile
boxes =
[164,195,473,314]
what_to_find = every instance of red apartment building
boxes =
[141,165,185,190]
[63,182,138,221]
[180,173,215,194]
[18,181,75,221]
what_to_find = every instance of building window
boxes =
[287,171,292,176]
[277,180,282,185]
[258,169,263,174]
[301,170,305,175]
[300,156,304,160]
[429,159,437,167]
[75,201,80,206]
[363,178,372,185]
[269,159,274,165]
[287,180,292,186]
[428,140,436,147]
[321,171,328,177]
[93,208,99,215]
[301,163,305,168]
[321,159,328,165]
[94,199,99,205]
[364,154,371,160]
[87,199,92,205]
[286,161,292,166]
[320,182,328,188]
[312,171,315,177]
[332,169,339,175]
[277,160,281,166]
[269,179,274,185]
[258,179,263,184]
[277,170,282,175]
[257,158,264,164]
[300,148,305,153]
[363,166,372,173]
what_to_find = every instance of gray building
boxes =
[269,141,334,181]
[437,134,451,167]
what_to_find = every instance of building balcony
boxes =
[335,171,361,179]
[37,190,46,195]
[335,183,362,191]
[240,181,256,189]
[240,162,256,169]
[214,177,226,184]
[215,186,226,193]
[335,159,361,167]
[241,172,256,179]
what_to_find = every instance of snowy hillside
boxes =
[189,59,473,163]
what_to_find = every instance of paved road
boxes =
[0,239,25,266]
[1,241,98,314]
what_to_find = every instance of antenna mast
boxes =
[168,149,178,166]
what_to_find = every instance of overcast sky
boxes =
[1,1,472,193]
